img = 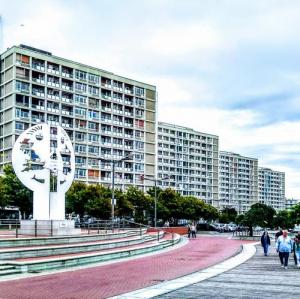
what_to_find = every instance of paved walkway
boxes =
[0,236,248,299]
[152,244,300,299]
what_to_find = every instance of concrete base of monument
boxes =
[19,220,81,236]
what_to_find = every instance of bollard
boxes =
[157,230,159,241]
[172,233,174,246]
[88,224,90,235]
[50,220,53,237]
[97,221,100,234]
[140,224,142,236]
[35,220,37,237]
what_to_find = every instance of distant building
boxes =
[285,198,300,210]
[219,151,258,214]
[157,122,219,207]
[258,167,285,211]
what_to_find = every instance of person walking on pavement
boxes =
[275,228,283,241]
[191,223,197,238]
[294,236,300,268]
[261,231,271,256]
[187,224,191,239]
[276,230,293,269]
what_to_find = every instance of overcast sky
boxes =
[1,0,299,198]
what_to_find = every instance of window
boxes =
[15,108,29,118]
[16,81,30,93]
[75,144,86,153]
[88,110,99,119]
[89,134,99,142]
[16,54,29,66]
[88,122,98,131]
[88,73,100,84]
[75,168,86,177]
[88,146,99,155]
[135,97,144,107]
[74,94,87,105]
[75,70,87,81]
[75,107,86,117]
[75,82,87,93]
[135,141,144,150]
[135,86,144,96]
[88,85,99,95]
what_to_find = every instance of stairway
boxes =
[0,228,180,278]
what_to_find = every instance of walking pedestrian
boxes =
[187,224,191,239]
[275,228,283,241]
[261,231,271,256]
[276,230,293,269]
[294,236,300,268]
[191,223,196,238]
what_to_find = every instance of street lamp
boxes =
[141,174,171,227]
[100,152,133,221]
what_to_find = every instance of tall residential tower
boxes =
[258,167,285,211]
[0,45,156,190]
[157,122,219,207]
[219,151,258,213]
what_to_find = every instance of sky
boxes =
[0,0,299,198]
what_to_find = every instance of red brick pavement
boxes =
[0,236,253,299]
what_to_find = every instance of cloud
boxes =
[1,0,300,198]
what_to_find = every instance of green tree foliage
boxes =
[289,203,300,227]
[115,189,134,218]
[0,165,32,216]
[273,209,293,229]
[244,203,276,236]
[219,207,238,223]
[66,181,89,216]
[85,185,111,219]
[125,186,152,224]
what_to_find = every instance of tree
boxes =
[0,164,32,217]
[115,189,134,218]
[85,184,111,219]
[289,203,300,227]
[125,186,152,224]
[244,203,276,236]
[66,181,89,216]
[219,207,237,223]
[273,210,293,230]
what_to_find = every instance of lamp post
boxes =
[100,152,133,221]
[141,175,170,227]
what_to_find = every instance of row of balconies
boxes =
[20,61,143,97]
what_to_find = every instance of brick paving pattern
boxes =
[0,236,249,299]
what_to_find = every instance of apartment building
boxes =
[157,122,219,207]
[286,198,300,210]
[258,167,285,211]
[0,45,156,189]
[219,151,258,213]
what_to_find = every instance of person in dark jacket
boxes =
[261,231,271,256]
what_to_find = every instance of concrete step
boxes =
[0,264,21,276]
[0,228,147,248]
[0,233,158,260]
[5,233,181,275]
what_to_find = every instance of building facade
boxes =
[258,167,285,211]
[0,45,156,190]
[157,122,219,207]
[285,198,300,210]
[219,151,258,213]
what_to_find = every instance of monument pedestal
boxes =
[19,220,81,236]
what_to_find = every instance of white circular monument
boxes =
[12,124,78,235]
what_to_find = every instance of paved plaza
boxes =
[2,234,299,299]
[0,235,246,299]
[153,244,300,299]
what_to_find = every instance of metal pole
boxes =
[112,160,115,222]
[154,179,157,228]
